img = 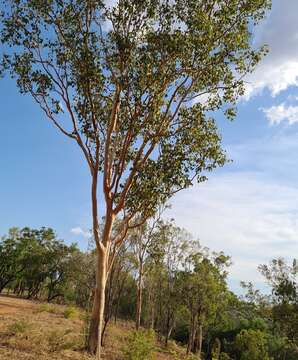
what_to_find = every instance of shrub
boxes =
[8,319,30,334]
[123,329,155,360]
[37,303,59,314]
[37,303,51,312]
[219,353,232,360]
[63,305,79,319]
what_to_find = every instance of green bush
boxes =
[63,305,79,319]
[123,329,155,360]
[37,303,51,312]
[37,303,59,314]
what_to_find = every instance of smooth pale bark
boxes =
[187,314,196,354]
[197,324,203,359]
[165,309,174,347]
[87,167,116,359]
[136,263,143,330]
[87,248,107,358]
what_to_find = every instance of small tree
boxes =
[1,0,270,357]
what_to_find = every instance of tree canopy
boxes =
[0,0,270,228]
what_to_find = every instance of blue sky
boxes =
[1,0,298,292]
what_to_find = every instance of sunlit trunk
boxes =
[197,324,203,359]
[87,169,112,359]
[187,314,196,354]
[87,248,107,359]
[136,263,143,330]
[165,310,173,347]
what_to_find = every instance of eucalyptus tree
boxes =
[129,209,165,330]
[179,250,231,357]
[1,0,270,356]
[234,329,271,360]
[148,220,193,345]
[102,243,134,343]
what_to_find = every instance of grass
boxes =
[0,295,187,360]
[37,303,60,314]
[7,320,31,335]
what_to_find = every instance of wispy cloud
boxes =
[70,227,91,238]
[166,130,298,292]
[167,172,298,291]
[245,0,298,99]
[262,103,298,125]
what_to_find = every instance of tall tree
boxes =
[148,220,192,345]
[129,210,164,330]
[0,0,270,357]
[0,228,25,293]
[259,258,298,343]
[179,250,231,358]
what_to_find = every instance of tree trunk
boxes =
[165,325,173,347]
[150,296,155,330]
[187,314,197,355]
[87,248,107,359]
[136,264,143,330]
[102,266,115,346]
[101,319,108,347]
[197,324,203,359]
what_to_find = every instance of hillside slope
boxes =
[0,295,185,360]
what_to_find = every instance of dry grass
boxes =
[0,295,186,360]
[0,295,91,360]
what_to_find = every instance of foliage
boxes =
[4,224,298,359]
[0,0,271,353]
[123,329,155,360]
[0,227,95,306]
[0,0,271,223]
[259,258,298,342]
[0,227,81,301]
[234,329,272,360]
[64,306,79,319]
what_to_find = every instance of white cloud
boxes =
[166,172,298,292]
[70,226,91,238]
[103,0,117,7]
[245,0,298,98]
[262,104,298,125]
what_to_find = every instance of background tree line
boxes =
[1,221,297,360]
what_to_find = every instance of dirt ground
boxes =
[0,295,36,315]
[0,295,184,360]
